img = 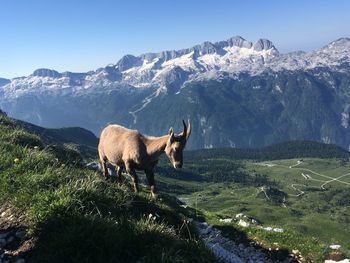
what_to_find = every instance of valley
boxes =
[156,156,350,261]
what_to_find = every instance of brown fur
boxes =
[98,121,191,197]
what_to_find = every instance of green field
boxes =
[157,157,350,262]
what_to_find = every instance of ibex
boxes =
[98,120,191,197]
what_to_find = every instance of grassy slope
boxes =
[15,119,99,160]
[16,119,99,148]
[0,113,217,263]
[156,156,350,262]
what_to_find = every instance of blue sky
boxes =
[1,0,349,78]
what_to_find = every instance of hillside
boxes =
[16,119,98,148]
[2,111,349,262]
[0,112,99,159]
[0,112,217,262]
[1,37,350,150]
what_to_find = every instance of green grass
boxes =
[0,113,217,263]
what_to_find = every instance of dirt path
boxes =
[257,160,350,196]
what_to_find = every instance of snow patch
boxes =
[129,86,166,124]
[187,96,195,104]
[162,51,196,70]
[200,116,206,126]
[274,85,282,93]
[228,139,236,148]
[322,136,331,144]
[341,112,349,128]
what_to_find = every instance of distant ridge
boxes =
[17,120,98,147]
[0,112,99,148]
[186,140,350,160]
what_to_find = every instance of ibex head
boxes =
[165,120,192,169]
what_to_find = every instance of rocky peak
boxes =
[253,39,277,51]
[197,41,220,55]
[117,36,278,70]
[227,36,253,49]
[323,37,350,50]
[115,55,142,71]
[32,68,61,78]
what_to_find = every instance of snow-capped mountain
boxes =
[3,36,349,93]
[1,36,350,149]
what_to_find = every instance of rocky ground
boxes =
[195,221,299,263]
[0,205,34,263]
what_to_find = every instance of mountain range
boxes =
[1,36,350,149]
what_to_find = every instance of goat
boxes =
[98,120,191,197]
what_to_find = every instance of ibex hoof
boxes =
[151,193,158,200]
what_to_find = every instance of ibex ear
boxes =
[168,127,174,143]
